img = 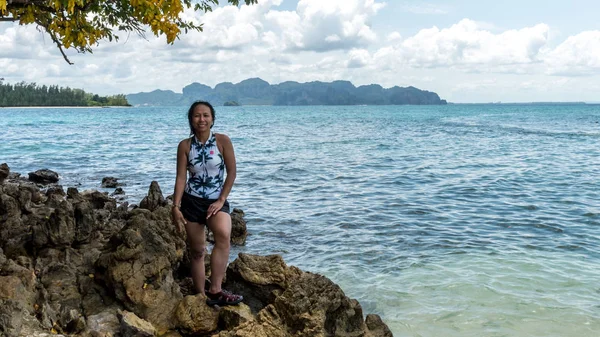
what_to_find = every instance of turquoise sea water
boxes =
[1,104,599,336]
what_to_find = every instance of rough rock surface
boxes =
[27,169,59,184]
[0,163,9,183]
[230,208,248,245]
[139,181,165,211]
[118,310,157,337]
[101,177,123,188]
[112,187,125,195]
[0,168,393,336]
[101,177,122,188]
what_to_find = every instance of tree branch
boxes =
[5,1,56,13]
[35,18,74,65]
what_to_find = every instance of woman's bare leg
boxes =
[184,221,207,294]
[206,212,231,294]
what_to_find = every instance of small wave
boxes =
[441,120,600,138]
[519,205,539,211]
[556,244,582,251]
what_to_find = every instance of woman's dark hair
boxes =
[187,100,215,135]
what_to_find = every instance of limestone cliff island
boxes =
[0,163,393,337]
[127,77,446,107]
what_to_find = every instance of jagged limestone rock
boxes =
[0,171,394,337]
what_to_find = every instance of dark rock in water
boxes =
[111,187,126,203]
[28,169,59,184]
[0,172,393,337]
[366,314,394,337]
[231,208,248,245]
[101,177,122,188]
[112,187,125,195]
[139,181,165,211]
[0,163,9,183]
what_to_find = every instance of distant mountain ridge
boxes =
[126,78,447,106]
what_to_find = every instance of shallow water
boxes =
[2,104,599,336]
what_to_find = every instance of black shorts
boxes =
[181,192,230,225]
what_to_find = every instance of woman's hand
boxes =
[172,207,187,233]
[207,199,225,219]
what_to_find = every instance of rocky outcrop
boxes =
[0,165,393,336]
[139,181,166,211]
[127,77,447,106]
[28,169,59,184]
[230,208,248,245]
[0,164,9,183]
[101,177,122,188]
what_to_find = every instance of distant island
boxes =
[0,80,130,107]
[223,101,240,106]
[126,78,447,106]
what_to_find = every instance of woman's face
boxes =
[192,104,213,133]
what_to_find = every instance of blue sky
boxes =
[376,1,598,36]
[1,0,600,102]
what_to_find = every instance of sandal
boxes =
[206,289,243,306]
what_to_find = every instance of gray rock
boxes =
[366,314,394,337]
[46,186,65,198]
[32,200,75,247]
[81,190,115,210]
[231,208,248,245]
[0,163,9,183]
[66,187,83,203]
[118,310,156,337]
[139,181,164,211]
[7,172,21,180]
[86,310,120,337]
[0,299,25,336]
[101,177,122,188]
[112,187,124,195]
[28,169,59,184]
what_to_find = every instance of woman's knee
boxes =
[189,246,206,261]
[208,213,232,243]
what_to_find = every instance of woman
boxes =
[172,100,243,306]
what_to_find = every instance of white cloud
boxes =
[395,19,550,70]
[0,25,56,60]
[265,0,385,52]
[387,32,402,42]
[346,49,371,68]
[178,3,269,50]
[544,30,600,76]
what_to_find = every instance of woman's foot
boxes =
[206,289,243,306]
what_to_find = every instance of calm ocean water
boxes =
[1,104,599,336]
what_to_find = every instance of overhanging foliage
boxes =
[0,0,257,64]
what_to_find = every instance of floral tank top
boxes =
[185,133,225,199]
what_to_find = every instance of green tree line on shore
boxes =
[0,79,130,107]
